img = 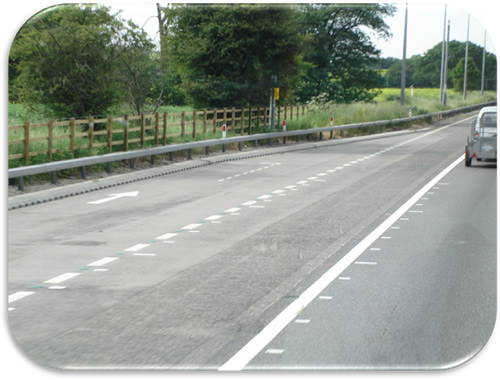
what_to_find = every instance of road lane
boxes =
[7,113,495,369]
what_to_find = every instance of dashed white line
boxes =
[44,272,80,284]
[8,291,34,303]
[181,224,202,230]
[155,232,178,240]
[354,261,377,265]
[124,243,151,252]
[88,257,118,267]
[294,319,311,324]
[319,296,333,300]
[241,201,257,206]
[224,207,241,213]
[133,253,157,256]
[205,215,223,221]
[257,195,272,200]
[265,349,284,355]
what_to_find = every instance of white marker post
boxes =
[330,116,335,139]
[222,124,227,138]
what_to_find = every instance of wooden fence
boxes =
[8,105,307,166]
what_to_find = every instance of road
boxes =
[7,113,496,370]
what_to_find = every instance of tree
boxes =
[166,4,303,108]
[10,4,151,117]
[451,57,481,92]
[294,4,395,103]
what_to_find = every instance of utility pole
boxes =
[400,3,408,106]
[443,20,450,106]
[481,30,487,96]
[463,13,470,100]
[439,5,447,104]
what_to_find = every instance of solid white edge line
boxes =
[219,154,464,371]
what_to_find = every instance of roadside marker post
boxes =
[222,125,226,152]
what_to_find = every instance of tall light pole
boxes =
[400,3,408,106]
[463,13,470,100]
[443,20,450,106]
[481,30,487,96]
[439,5,447,104]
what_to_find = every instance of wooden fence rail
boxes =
[8,104,307,166]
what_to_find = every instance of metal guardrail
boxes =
[8,101,496,190]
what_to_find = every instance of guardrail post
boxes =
[80,166,87,179]
[231,107,236,134]
[18,176,24,191]
[187,149,192,160]
[51,171,57,184]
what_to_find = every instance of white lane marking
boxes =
[409,210,424,213]
[124,243,151,252]
[390,226,400,230]
[327,169,336,173]
[44,273,80,284]
[133,253,157,256]
[250,205,265,209]
[370,248,381,251]
[87,191,139,205]
[8,291,34,303]
[219,154,464,371]
[265,349,284,355]
[355,261,377,265]
[284,185,297,189]
[272,190,286,194]
[241,201,257,206]
[224,207,241,213]
[307,176,318,180]
[218,179,225,182]
[205,215,223,221]
[88,257,118,267]
[189,230,201,233]
[319,296,333,300]
[381,236,392,240]
[257,195,272,200]
[211,221,223,224]
[155,232,178,240]
[294,319,311,324]
[338,277,351,281]
[93,269,109,272]
[400,218,410,221]
[335,166,343,170]
[314,179,327,182]
[181,223,202,230]
[48,286,66,290]
[317,173,328,176]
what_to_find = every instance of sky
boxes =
[105,0,497,59]
[2,1,498,59]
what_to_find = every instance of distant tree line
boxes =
[378,41,496,92]
[9,3,496,120]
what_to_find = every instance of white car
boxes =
[465,106,497,167]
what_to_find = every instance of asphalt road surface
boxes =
[7,113,496,371]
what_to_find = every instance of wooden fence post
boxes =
[155,113,160,145]
[23,121,30,165]
[203,110,207,137]
[248,107,252,135]
[231,107,236,134]
[47,120,53,161]
[213,109,217,133]
[181,111,185,139]
[107,116,113,153]
[124,114,129,151]
[140,113,145,147]
[163,112,167,145]
[88,116,94,151]
[69,118,75,157]
[192,110,197,139]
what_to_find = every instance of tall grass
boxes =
[286,89,496,132]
